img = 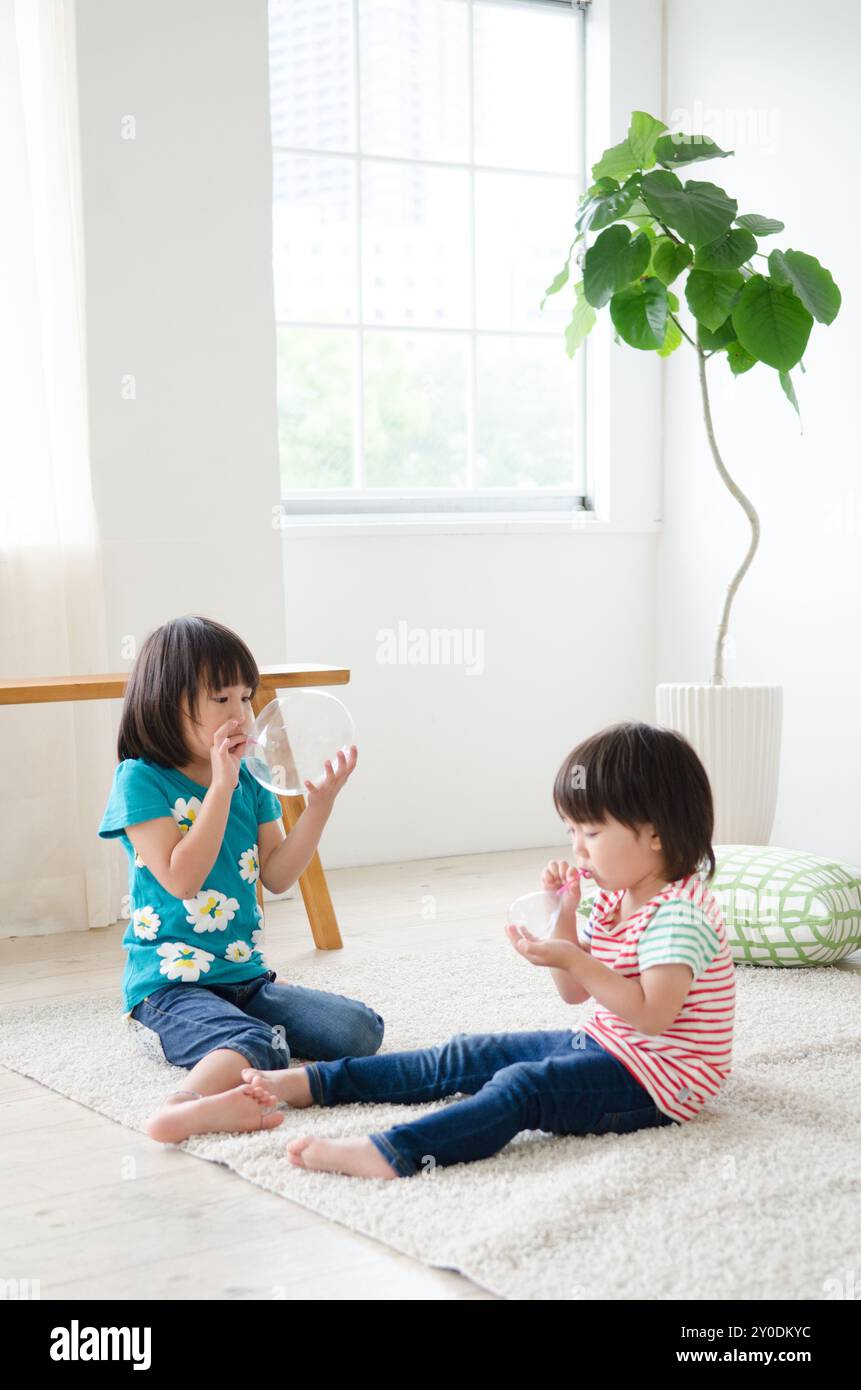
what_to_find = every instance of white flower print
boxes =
[183,889,240,932]
[239,844,260,884]
[250,925,268,961]
[156,942,215,982]
[225,940,253,963]
[132,906,161,940]
[134,850,145,868]
[172,796,203,836]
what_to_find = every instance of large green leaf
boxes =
[591,111,667,182]
[575,175,641,235]
[653,133,733,167]
[627,111,668,166]
[609,277,669,349]
[591,139,641,183]
[731,275,813,371]
[564,282,597,358]
[583,225,651,308]
[768,248,842,325]
[685,269,744,332]
[652,237,693,285]
[640,171,737,247]
[694,227,758,271]
[735,214,784,236]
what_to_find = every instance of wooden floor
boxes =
[2,845,859,1301]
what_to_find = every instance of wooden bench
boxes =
[0,664,349,950]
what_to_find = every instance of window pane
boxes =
[359,0,469,162]
[273,153,357,322]
[363,331,468,487]
[362,161,470,328]
[278,327,355,488]
[474,2,579,173]
[476,170,577,333]
[269,0,356,152]
[476,336,578,488]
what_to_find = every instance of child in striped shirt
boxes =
[219,720,734,1178]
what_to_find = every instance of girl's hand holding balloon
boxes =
[303,745,358,815]
[505,862,587,967]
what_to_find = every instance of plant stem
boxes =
[696,347,761,685]
[669,311,696,348]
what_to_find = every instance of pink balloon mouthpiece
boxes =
[556,869,592,895]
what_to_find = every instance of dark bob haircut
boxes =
[116,615,260,768]
[553,720,715,884]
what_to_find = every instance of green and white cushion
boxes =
[575,845,861,967]
[712,844,861,967]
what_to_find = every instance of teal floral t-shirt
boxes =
[98,757,284,1015]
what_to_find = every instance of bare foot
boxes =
[146,1083,285,1144]
[284,1135,399,1179]
[240,1065,313,1107]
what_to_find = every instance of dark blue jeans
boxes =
[130,970,385,1072]
[305,1028,679,1176]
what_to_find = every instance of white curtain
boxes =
[0,0,123,938]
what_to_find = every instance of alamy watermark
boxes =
[376,622,485,677]
[668,103,781,157]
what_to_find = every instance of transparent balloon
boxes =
[507,889,567,941]
[241,690,355,797]
[507,871,595,940]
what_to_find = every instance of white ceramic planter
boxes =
[655,684,783,844]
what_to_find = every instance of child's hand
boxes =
[505,924,579,972]
[541,860,583,942]
[541,859,580,895]
[210,717,250,792]
[303,745,358,815]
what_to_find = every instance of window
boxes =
[268,0,588,516]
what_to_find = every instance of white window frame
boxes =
[271,0,593,521]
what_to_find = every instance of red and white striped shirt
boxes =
[579,873,735,1122]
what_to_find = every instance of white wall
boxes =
[284,525,658,866]
[75,0,286,668]
[658,0,861,863]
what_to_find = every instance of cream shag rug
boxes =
[1,940,858,1301]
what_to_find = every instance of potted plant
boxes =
[542,110,842,842]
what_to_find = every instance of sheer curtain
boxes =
[0,0,123,938]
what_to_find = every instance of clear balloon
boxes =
[507,889,566,940]
[507,870,595,940]
[241,690,355,797]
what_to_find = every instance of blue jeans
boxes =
[305,1028,679,1176]
[130,970,385,1073]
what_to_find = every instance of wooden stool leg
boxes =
[281,794,343,951]
[251,686,343,951]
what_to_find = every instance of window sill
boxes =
[279,513,662,538]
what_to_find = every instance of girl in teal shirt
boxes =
[99,614,383,1140]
